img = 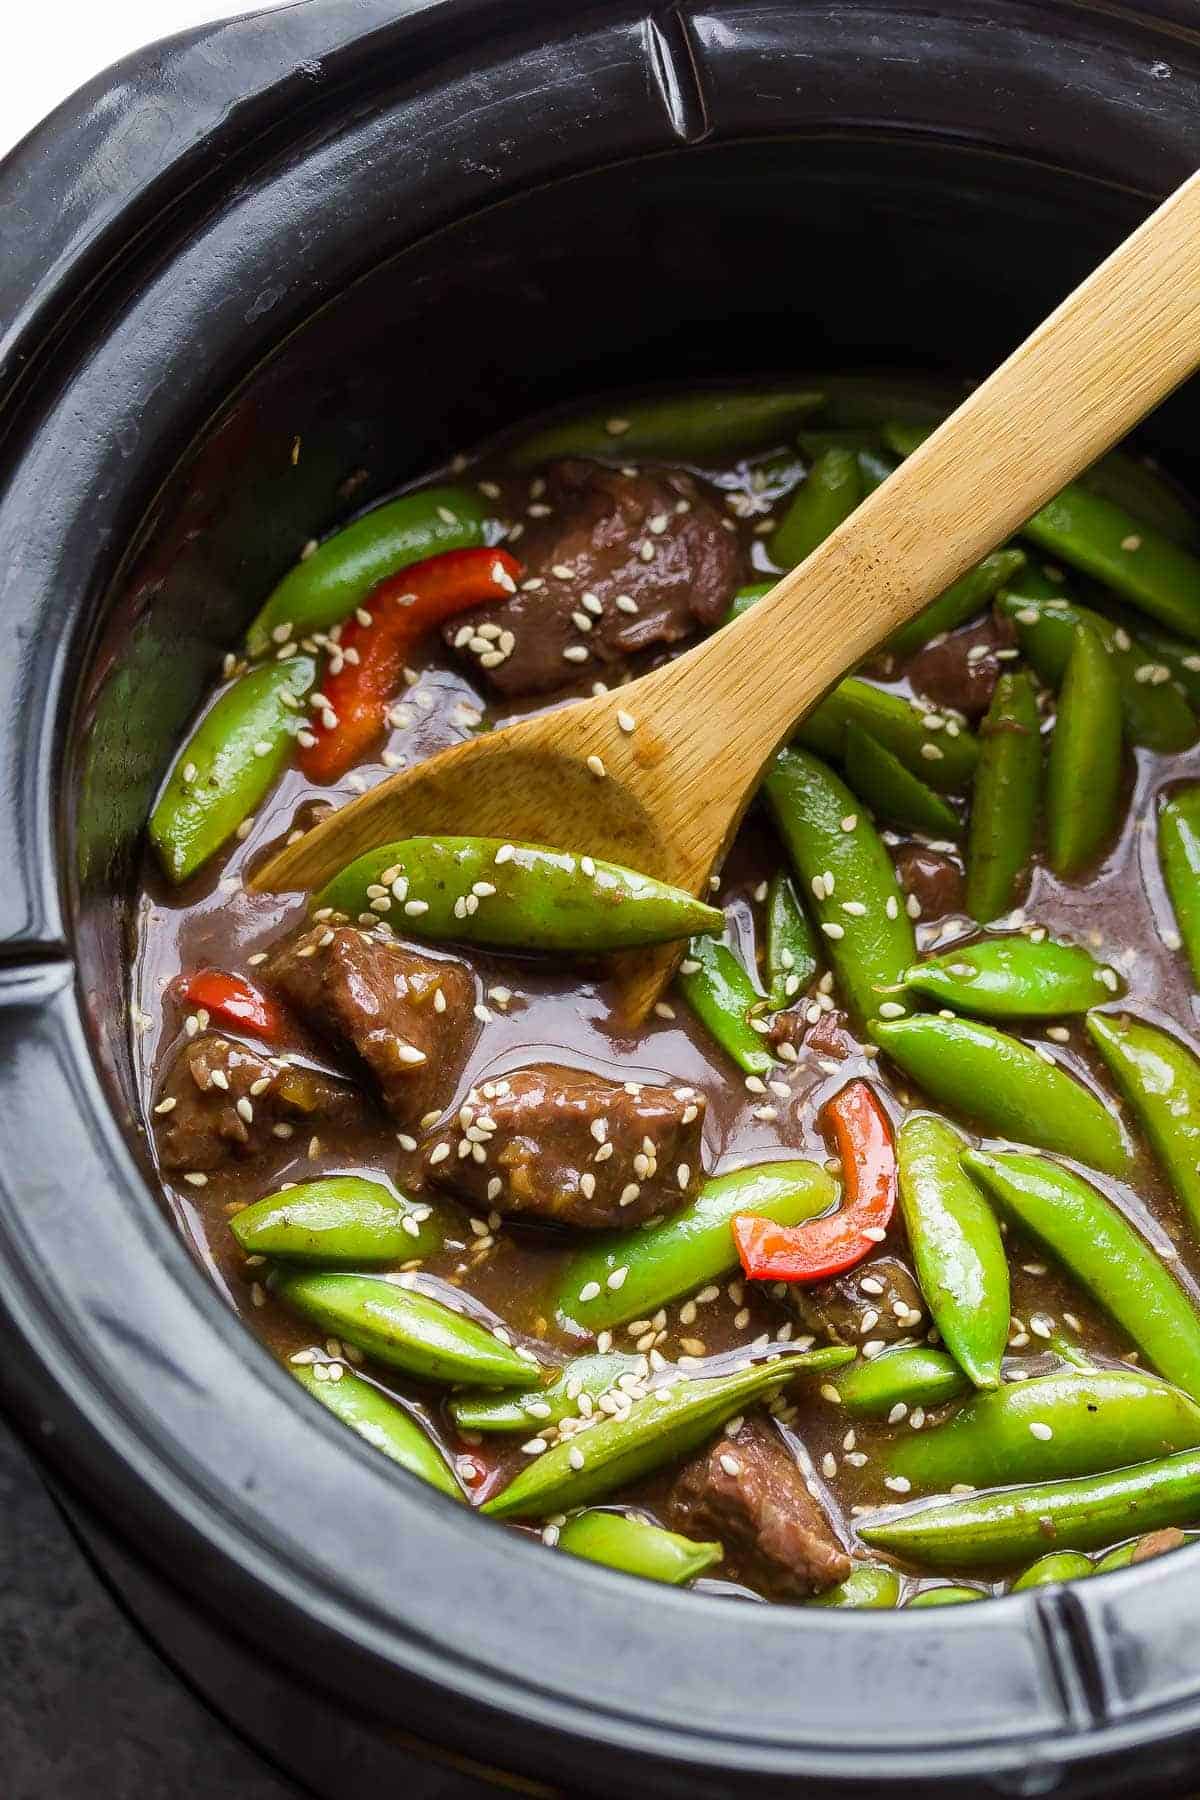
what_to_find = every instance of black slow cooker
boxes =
[4,2,1200,1793]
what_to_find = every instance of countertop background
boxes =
[3,19,298,1800]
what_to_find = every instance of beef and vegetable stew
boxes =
[134,380,1200,1606]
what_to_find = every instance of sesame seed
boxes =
[821,1452,838,1478]
[154,1097,177,1115]
[877,1001,906,1019]
[720,1453,742,1477]
[580,1173,596,1199]
[619,1183,640,1207]
[822,922,845,939]
[607,1267,628,1291]
[606,418,631,436]
[183,1172,208,1187]
[920,743,944,761]
[579,1281,601,1303]
[617,710,636,734]
[614,595,638,615]
[1029,1422,1054,1441]
[428,1143,450,1165]
[563,645,590,664]
[1121,534,1143,552]
[884,1476,911,1494]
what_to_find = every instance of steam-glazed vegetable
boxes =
[137,379,1200,1610]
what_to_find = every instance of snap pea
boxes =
[830,1346,971,1418]
[1021,485,1200,642]
[1046,625,1124,879]
[857,448,899,494]
[962,1151,1200,1400]
[1099,605,1200,710]
[676,935,774,1076]
[273,1272,542,1388]
[843,725,961,838]
[1010,1551,1094,1591]
[871,1017,1131,1177]
[770,446,861,569]
[1047,1330,1095,1373]
[231,1176,442,1264]
[510,387,824,467]
[150,656,316,883]
[555,1159,838,1333]
[764,871,819,1009]
[1087,1011,1200,1238]
[798,680,978,795]
[998,580,1197,754]
[896,1116,1008,1389]
[860,1447,1200,1569]
[556,1510,722,1585]
[885,549,1027,661]
[765,749,916,1023]
[449,1352,643,1435]
[293,1365,462,1499]
[906,1586,984,1607]
[316,837,723,952]
[1082,449,1198,547]
[899,937,1123,1019]
[807,1563,901,1609]
[725,581,775,624]
[797,429,884,459]
[1158,785,1200,985]
[964,671,1041,923]
[887,1370,1200,1493]
[482,1351,851,1520]
[245,486,491,657]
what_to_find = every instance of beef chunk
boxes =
[155,1034,358,1172]
[422,1062,705,1227]
[666,1415,850,1595]
[768,1005,858,1060]
[447,460,741,695]
[265,925,478,1129]
[908,611,1018,720]
[891,843,964,921]
[790,1255,924,1347]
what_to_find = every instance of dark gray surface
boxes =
[0,1418,301,1800]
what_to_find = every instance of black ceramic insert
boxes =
[3,2,1200,1792]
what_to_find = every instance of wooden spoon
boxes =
[253,172,1200,1018]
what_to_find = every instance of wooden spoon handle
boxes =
[652,168,1200,766]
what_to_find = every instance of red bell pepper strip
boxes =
[733,1080,896,1281]
[178,969,283,1041]
[299,546,523,781]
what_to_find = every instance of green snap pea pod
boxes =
[872,1017,1132,1176]
[962,1151,1200,1399]
[1087,1011,1200,1238]
[676,935,774,1076]
[807,1563,902,1608]
[1047,1330,1095,1372]
[765,749,916,1023]
[906,1585,985,1607]
[998,582,1197,754]
[899,937,1123,1019]
[770,447,862,569]
[150,656,316,883]
[885,549,1027,660]
[860,1447,1200,1569]
[725,581,775,623]
[797,429,885,458]
[482,1351,850,1520]
[1099,605,1200,709]
[1010,1551,1094,1590]
[245,486,491,656]
[556,1510,722,1584]
[857,448,899,494]
[843,725,961,838]
[293,1365,462,1499]
[1158,786,1200,984]
[830,1346,971,1418]
[964,671,1041,923]
[798,680,978,794]
[1082,449,1198,547]
[231,1176,442,1264]
[316,836,723,952]
[887,1370,1200,1493]
[1021,485,1200,641]
[510,387,824,467]
[449,1352,643,1435]
[764,870,819,1009]
[273,1272,542,1388]
[1046,625,1124,879]
[555,1159,838,1333]
[896,1117,1008,1389]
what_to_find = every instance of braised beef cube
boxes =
[422,1062,705,1227]
[891,843,965,922]
[666,1415,850,1595]
[447,460,741,695]
[790,1255,924,1347]
[767,1004,858,1061]
[154,1034,358,1172]
[909,610,1018,720]
[265,925,478,1129]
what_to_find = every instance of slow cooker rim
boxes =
[4,0,1200,1790]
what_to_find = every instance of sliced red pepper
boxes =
[299,546,523,782]
[733,1079,896,1281]
[178,969,283,1041]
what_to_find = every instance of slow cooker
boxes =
[4,1,1200,1792]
